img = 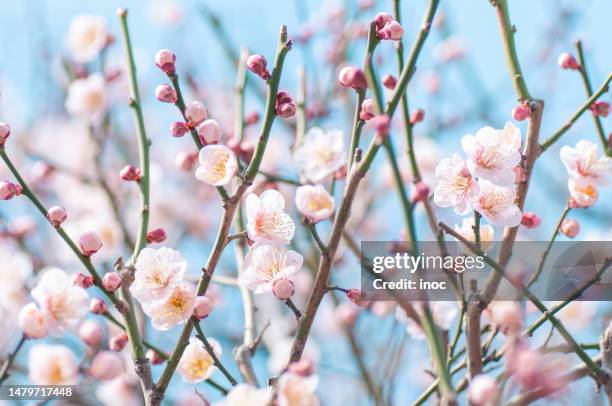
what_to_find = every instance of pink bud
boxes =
[373,114,391,138]
[273,279,295,300]
[155,84,178,103]
[487,302,522,335]
[359,98,376,121]
[47,206,67,227]
[120,165,141,182]
[102,272,122,292]
[198,119,223,144]
[382,74,397,89]
[147,349,165,365]
[155,49,176,74]
[147,228,167,244]
[377,20,404,40]
[18,303,48,339]
[246,54,270,80]
[411,182,430,204]
[89,351,124,381]
[109,332,128,352]
[185,101,208,127]
[338,66,367,89]
[245,111,260,126]
[72,272,94,289]
[275,91,296,118]
[374,13,394,30]
[346,289,368,307]
[590,101,610,118]
[409,108,425,125]
[512,104,530,121]
[287,358,315,377]
[170,121,190,137]
[0,122,10,147]
[0,181,17,200]
[468,374,499,406]
[557,52,579,70]
[79,231,103,257]
[79,319,104,348]
[560,218,580,238]
[193,296,213,319]
[90,298,107,315]
[520,212,541,229]
[174,152,198,171]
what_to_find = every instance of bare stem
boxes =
[0,335,26,384]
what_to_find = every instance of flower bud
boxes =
[275,91,296,118]
[89,351,124,381]
[147,349,165,365]
[0,122,10,147]
[245,111,260,126]
[79,231,103,256]
[185,101,208,127]
[79,319,103,348]
[90,298,107,314]
[193,296,213,319]
[590,101,610,118]
[120,165,141,182]
[374,12,394,30]
[155,49,176,74]
[198,119,223,144]
[47,206,67,227]
[359,98,376,121]
[287,358,315,377]
[246,54,270,80]
[346,289,368,307]
[520,212,541,229]
[373,114,391,139]
[411,182,430,204]
[0,181,17,200]
[174,152,198,171]
[147,228,167,244]
[409,108,425,125]
[557,52,579,70]
[377,20,404,40]
[170,121,190,138]
[382,74,397,90]
[560,218,580,238]
[18,303,48,339]
[338,66,367,89]
[109,332,128,352]
[155,84,177,103]
[102,272,122,292]
[512,103,530,121]
[72,272,94,289]
[468,374,499,406]
[273,279,295,300]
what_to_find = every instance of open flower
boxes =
[277,372,320,406]
[294,128,345,182]
[213,384,273,406]
[195,145,238,186]
[568,178,598,207]
[472,180,521,227]
[31,268,89,336]
[65,73,108,122]
[142,281,196,330]
[560,140,612,186]
[28,344,78,385]
[66,15,108,63]
[461,125,521,186]
[131,247,187,304]
[433,154,479,214]
[177,337,220,383]
[240,244,303,294]
[295,185,335,222]
[246,189,295,244]
[454,217,495,243]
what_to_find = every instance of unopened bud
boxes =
[512,103,530,121]
[359,98,376,121]
[275,91,296,118]
[198,119,223,144]
[590,101,610,118]
[410,108,425,125]
[147,349,165,365]
[246,54,270,80]
[72,272,93,289]
[193,296,213,319]
[109,332,128,352]
[170,121,190,138]
[102,272,122,292]
[347,289,368,307]
[338,66,367,90]
[0,181,17,200]
[557,52,579,70]
[411,182,430,204]
[47,206,67,227]
[560,218,580,238]
[147,228,167,244]
[0,122,10,147]
[90,298,107,315]
[520,212,541,229]
[382,74,397,90]
[155,49,176,74]
[155,84,177,103]
[273,279,295,300]
[79,231,103,257]
[185,101,208,127]
[79,319,103,348]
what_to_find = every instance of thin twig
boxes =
[193,319,238,386]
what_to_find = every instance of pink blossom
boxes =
[568,178,598,207]
[142,281,196,330]
[245,189,295,244]
[520,212,541,229]
[66,15,108,63]
[79,231,103,256]
[89,351,124,381]
[147,228,167,243]
[295,185,335,222]
[170,121,190,137]
[178,337,220,383]
[195,145,238,186]
[185,101,208,127]
[0,180,18,200]
[193,296,213,319]
[131,247,186,304]
[360,98,376,121]
[28,344,78,385]
[294,128,345,182]
[120,165,141,181]
[338,66,367,89]
[47,206,67,227]
[472,180,522,227]
[155,49,176,74]
[18,303,48,339]
[277,371,319,406]
[433,154,479,214]
[468,374,499,406]
[198,119,223,144]
[486,302,522,335]
[65,74,108,121]
[240,243,303,294]
[155,84,178,103]
[560,140,612,186]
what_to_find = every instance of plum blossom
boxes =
[0,244,32,312]
[142,281,196,330]
[18,303,48,339]
[472,180,522,227]
[246,189,295,244]
[177,337,220,383]
[65,73,108,121]
[66,15,108,63]
[433,153,479,214]
[396,302,458,339]
[277,372,320,406]
[131,247,187,303]
[195,145,238,186]
[294,128,345,182]
[28,344,78,385]
[454,217,494,243]
[468,374,499,406]
[240,244,303,294]
[568,178,598,207]
[560,140,612,186]
[295,185,335,222]
[461,124,521,186]
[31,268,89,335]
[213,384,273,406]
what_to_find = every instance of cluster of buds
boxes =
[147,228,167,244]
[275,91,296,118]
[512,103,531,121]
[338,66,367,90]
[374,12,404,40]
[120,165,141,182]
[0,122,10,147]
[590,101,610,118]
[0,180,21,200]
[246,54,270,80]
[79,231,103,257]
[557,52,579,70]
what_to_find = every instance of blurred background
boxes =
[0,0,611,404]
